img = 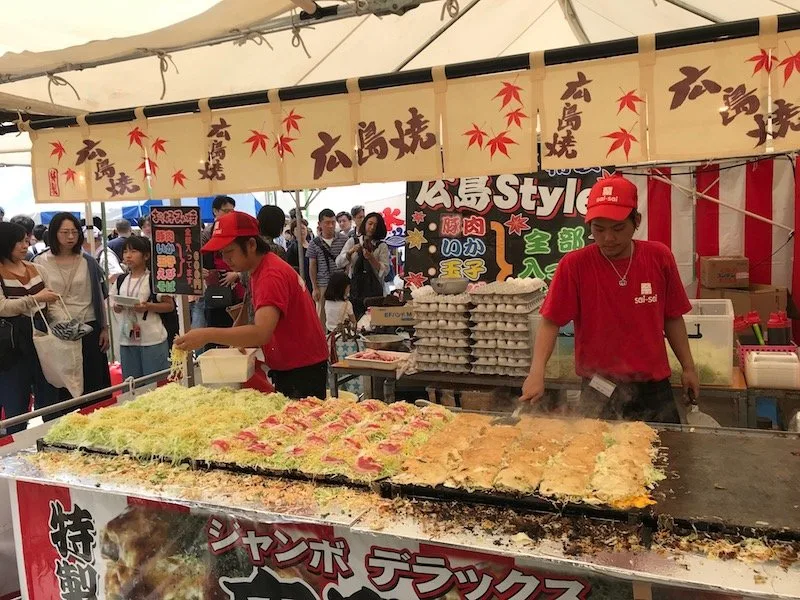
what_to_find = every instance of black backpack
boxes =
[116,273,180,347]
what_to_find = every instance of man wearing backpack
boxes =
[112,236,178,378]
[307,208,347,326]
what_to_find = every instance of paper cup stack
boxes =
[468,278,547,377]
[411,286,473,373]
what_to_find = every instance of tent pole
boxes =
[5,12,800,135]
[294,190,306,283]
[101,201,116,363]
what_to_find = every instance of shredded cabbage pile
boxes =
[45,384,287,462]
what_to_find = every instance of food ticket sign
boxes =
[149,206,203,296]
[11,480,602,600]
[404,169,606,288]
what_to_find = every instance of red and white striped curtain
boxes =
[626,156,798,298]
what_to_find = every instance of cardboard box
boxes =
[369,305,415,326]
[699,284,787,323]
[700,256,750,289]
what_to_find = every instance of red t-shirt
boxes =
[250,252,329,371]
[540,240,691,382]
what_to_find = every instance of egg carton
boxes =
[414,338,472,349]
[469,312,531,323]
[472,365,531,377]
[417,353,472,365]
[496,339,532,350]
[469,278,546,298]
[470,330,531,341]
[416,361,471,374]
[415,320,470,330]
[470,301,540,315]
[414,304,471,315]
[415,345,472,356]
[412,292,471,305]
[472,348,531,358]
[472,322,530,333]
[415,311,472,322]
[473,356,530,367]
[416,331,472,342]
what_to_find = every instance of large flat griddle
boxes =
[655,429,800,538]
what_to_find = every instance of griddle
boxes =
[655,429,800,539]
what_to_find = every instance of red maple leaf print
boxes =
[282,109,303,134]
[603,127,638,160]
[494,82,523,109]
[411,210,426,225]
[171,169,187,188]
[504,213,531,236]
[779,49,800,84]
[747,49,776,75]
[127,126,148,148]
[505,108,528,128]
[464,123,488,149]
[137,158,158,178]
[50,141,66,162]
[63,168,77,185]
[487,131,516,158]
[274,135,296,158]
[244,130,270,156]
[616,90,645,115]
[404,272,428,289]
[151,137,167,156]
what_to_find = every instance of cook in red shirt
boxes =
[176,212,329,399]
[521,173,699,422]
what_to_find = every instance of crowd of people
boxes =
[0,198,396,429]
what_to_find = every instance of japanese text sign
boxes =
[405,169,607,288]
[541,56,645,169]
[150,206,203,295]
[650,38,770,161]
[769,30,800,152]
[12,480,599,600]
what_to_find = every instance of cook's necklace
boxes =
[602,241,634,287]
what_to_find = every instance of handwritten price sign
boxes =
[150,206,203,295]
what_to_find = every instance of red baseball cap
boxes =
[201,211,260,252]
[585,173,638,223]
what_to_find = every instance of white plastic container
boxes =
[744,351,800,389]
[198,348,257,384]
[667,299,734,386]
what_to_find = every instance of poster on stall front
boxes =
[149,206,203,295]
[11,480,604,600]
[404,169,608,288]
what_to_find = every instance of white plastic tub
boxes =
[745,351,800,389]
[198,348,256,384]
[668,299,734,385]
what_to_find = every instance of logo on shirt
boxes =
[640,282,652,295]
[634,282,657,304]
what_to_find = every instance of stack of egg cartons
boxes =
[469,278,547,377]
[410,286,473,373]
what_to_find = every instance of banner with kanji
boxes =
[30,24,799,203]
[404,169,607,288]
[541,56,645,170]
[10,480,605,599]
[649,37,770,162]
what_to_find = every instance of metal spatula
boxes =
[685,389,720,428]
[491,401,524,426]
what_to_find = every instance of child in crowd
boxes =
[113,236,175,379]
[324,271,356,332]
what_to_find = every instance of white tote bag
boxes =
[31,303,84,399]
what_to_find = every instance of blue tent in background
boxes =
[39,211,80,225]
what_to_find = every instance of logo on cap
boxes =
[603,186,613,196]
